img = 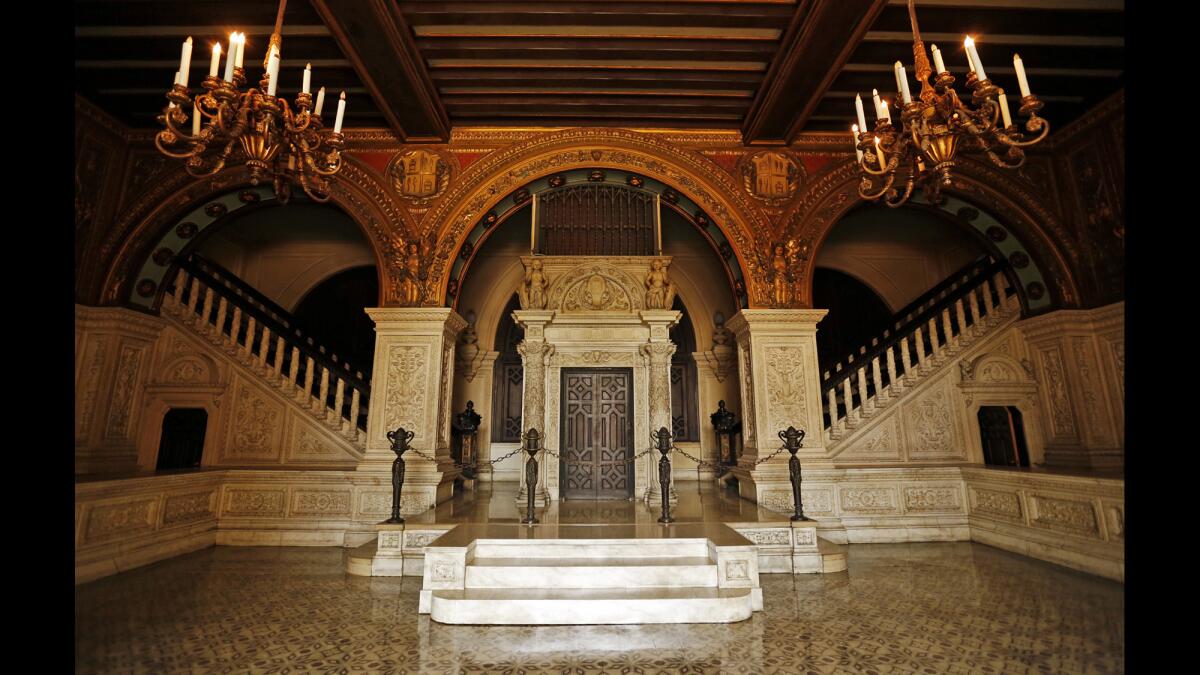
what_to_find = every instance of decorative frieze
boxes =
[763,345,809,436]
[104,343,145,440]
[383,345,429,438]
[360,490,428,516]
[904,382,961,458]
[163,490,215,525]
[405,531,443,549]
[737,529,791,546]
[226,380,283,460]
[84,499,157,543]
[223,489,286,516]
[800,488,834,514]
[840,487,898,513]
[1029,494,1100,538]
[290,490,352,516]
[903,485,963,513]
[1039,346,1077,439]
[379,531,402,551]
[969,487,1023,522]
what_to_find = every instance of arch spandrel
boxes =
[784,157,1082,311]
[419,128,773,308]
[98,158,407,310]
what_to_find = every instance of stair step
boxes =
[430,587,753,625]
[465,557,717,589]
[472,540,711,559]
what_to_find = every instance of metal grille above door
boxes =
[561,368,634,500]
[535,184,658,256]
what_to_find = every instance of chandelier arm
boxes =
[859,148,902,177]
[153,131,199,159]
[160,102,204,145]
[994,117,1051,147]
[883,173,916,208]
[982,146,1026,170]
[858,171,897,201]
[297,170,332,203]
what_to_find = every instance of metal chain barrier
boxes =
[407,444,525,469]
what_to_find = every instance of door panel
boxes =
[562,369,632,499]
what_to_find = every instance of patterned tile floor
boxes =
[76,542,1123,674]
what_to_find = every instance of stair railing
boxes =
[163,255,370,437]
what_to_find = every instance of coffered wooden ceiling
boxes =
[76,0,1124,144]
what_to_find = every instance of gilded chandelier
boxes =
[851,0,1048,207]
[155,0,348,203]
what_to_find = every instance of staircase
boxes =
[161,253,370,447]
[820,256,1021,443]
[420,524,761,624]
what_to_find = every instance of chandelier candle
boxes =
[178,37,192,88]
[302,63,311,95]
[208,43,221,78]
[266,46,280,96]
[334,92,346,134]
[223,34,237,83]
[315,87,326,116]
[849,0,1048,208]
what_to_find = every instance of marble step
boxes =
[465,556,718,589]
[430,587,754,625]
[472,539,711,560]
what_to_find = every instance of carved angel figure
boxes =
[769,243,793,307]
[399,242,423,306]
[523,259,548,309]
[644,259,676,309]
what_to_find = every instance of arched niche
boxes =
[957,351,1046,467]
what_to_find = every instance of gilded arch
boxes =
[98,158,411,310]
[420,128,770,308]
[783,158,1082,311]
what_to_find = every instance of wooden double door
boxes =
[560,368,634,500]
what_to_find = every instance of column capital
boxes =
[726,309,828,339]
[366,307,467,338]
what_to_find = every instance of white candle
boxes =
[852,125,863,164]
[178,37,192,88]
[302,63,311,94]
[315,87,326,116]
[879,100,890,124]
[998,93,1012,128]
[208,42,221,78]
[333,91,346,133]
[895,61,911,104]
[235,32,245,68]
[931,44,946,74]
[855,93,868,132]
[1013,53,1031,97]
[874,137,886,169]
[964,36,987,80]
[192,107,201,135]
[871,88,883,118]
[223,34,237,82]
[266,46,280,96]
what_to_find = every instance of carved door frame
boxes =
[559,367,635,500]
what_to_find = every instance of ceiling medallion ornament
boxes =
[740,151,803,205]
[154,0,349,204]
[388,149,452,205]
[850,0,1048,207]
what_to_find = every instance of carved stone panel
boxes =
[225,379,284,461]
[223,489,286,517]
[84,499,157,544]
[902,484,964,513]
[762,345,809,436]
[287,419,341,462]
[903,380,963,459]
[839,486,899,514]
[76,338,108,443]
[1071,338,1116,447]
[1029,494,1101,538]
[383,345,429,440]
[104,343,146,440]
[290,489,353,516]
[968,487,1023,523]
[1038,346,1078,441]
[163,490,216,525]
[737,528,792,546]
[837,415,903,461]
[800,488,835,515]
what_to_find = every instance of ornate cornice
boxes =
[75,304,167,337]
[1046,89,1125,151]
[75,94,132,141]
[448,126,745,147]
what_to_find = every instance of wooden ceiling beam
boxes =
[884,0,1123,10]
[741,0,889,145]
[311,0,449,141]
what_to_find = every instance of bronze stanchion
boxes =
[779,426,809,521]
[385,427,415,524]
[521,428,541,525]
[655,426,674,524]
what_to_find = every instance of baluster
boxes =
[954,298,968,342]
[941,308,955,353]
[900,336,913,378]
[202,287,216,333]
[302,356,315,401]
[317,366,330,417]
[968,289,982,329]
[927,317,940,356]
[886,345,900,394]
[243,316,256,357]
[186,277,202,318]
[288,346,300,390]
[214,297,229,340]
[994,272,1009,307]
[349,381,362,438]
[826,388,839,428]
[841,378,856,426]
[857,366,872,415]
[257,327,270,368]
[981,278,995,315]
[871,356,886,404]
[333,377,346,427]
[168,270,186,308]
[228,307,242,351]
[273,336,285,378]
[913,327,927,371]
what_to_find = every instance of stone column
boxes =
[694,348,738,478]
[1017,302,1124,472]
[513,309,555,506]
[724,309,829,513]
[361,308,467,515]
[454,350,500,481]
[641,309,681,502]
[75,305,165,475]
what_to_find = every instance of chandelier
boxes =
[851,0,1048,207]
[154,0,348,203]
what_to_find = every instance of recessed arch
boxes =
[786,158,1082,314]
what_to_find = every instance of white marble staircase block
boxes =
[465,557,719,589]
[429,587,755,625]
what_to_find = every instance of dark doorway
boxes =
[292,266,379,380]
[978,406,1030,468]
[812,268,894,372]
[561,368,634,500]
[156,408,208,470]
[669,296,699,442]
[491,294,525,443]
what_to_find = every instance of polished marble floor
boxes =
[76,541,1123,673]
